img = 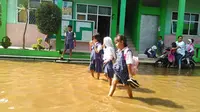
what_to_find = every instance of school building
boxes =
[0,0,200,54]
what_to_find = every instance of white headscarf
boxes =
[151,45,157,50]
[103,37,116,60]
[188,39,192,44]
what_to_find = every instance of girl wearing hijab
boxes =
[103,37,116,86]
[144,45,157,58]
[186,39,194,64]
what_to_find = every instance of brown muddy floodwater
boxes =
[0,60,200,112]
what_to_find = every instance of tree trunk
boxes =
[23,9,28,49]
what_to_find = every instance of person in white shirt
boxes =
[103,37,116,86]
[175,36,186,69]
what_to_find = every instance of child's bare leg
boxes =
[125,85,133,98]
[69,49,72,58]
[97,73,100,80]
[61,49,67,58]
[45,42,49,48]
[108,77,112,86]
[90,70,94,78]
[104,73,108,80]
[108,79,118,97]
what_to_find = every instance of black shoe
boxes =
[127,78,140,89]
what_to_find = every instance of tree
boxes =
[36,2,61,35]
[18,0,28,49]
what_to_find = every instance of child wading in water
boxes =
[89,33,103,79]
[103,37,116,86]
[108,35,133,98]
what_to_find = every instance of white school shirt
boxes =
[64,31,76,38]
[103,47,114,62]
[121,47,133,65]
[176,41,186,56]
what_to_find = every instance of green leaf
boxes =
[36,2,61,35]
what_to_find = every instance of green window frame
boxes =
[171,12,199,36]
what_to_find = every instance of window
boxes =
[77,4,87,13]
[76,4,111,29]
[88,5,97,14]
[17,0,53,24]
[171,12,199,35]
[99,6,111,15]
[77,14,86,20]
[88,14,97,28]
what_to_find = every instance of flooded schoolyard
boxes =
[0,60,200,112]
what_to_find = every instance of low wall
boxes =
[6,24,90,52]
[7,24,46,47]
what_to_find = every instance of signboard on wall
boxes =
[62,1,72,19]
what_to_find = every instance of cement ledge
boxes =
[0,55,199,67]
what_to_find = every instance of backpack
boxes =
[124,48,139,76]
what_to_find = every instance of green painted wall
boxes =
[141,7,160,15]
[132,0,161,51]
[129,0,138,46]
[165,0,200,35]
[111,0,118,40]
[0,0,7,41]
[135,0,142,50]
[159,0,167,38]
[119,0,126,35]
[74,0,112,5]
[56,0,62,51]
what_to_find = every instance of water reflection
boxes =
[138,65,200,76]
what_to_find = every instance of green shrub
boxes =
[1,36,12,49]
[36,2,61,35]
[32,38,45,50]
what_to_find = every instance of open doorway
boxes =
[98,16,111,43]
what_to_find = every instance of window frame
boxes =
[76,3,112,35]
[171,11,200,36]
[16,0,53,24]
